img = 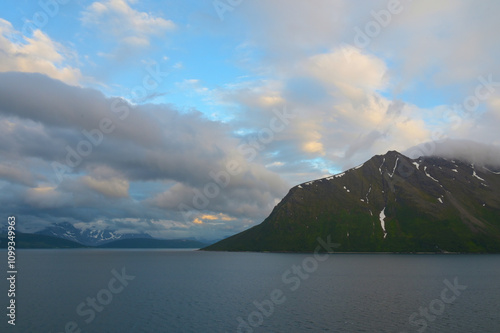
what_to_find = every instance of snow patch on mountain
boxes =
[484,167,500,175]
[379,208,387,239]
[365,186,371,203]
[388,157,399,178]
[424,166,441,185]
[379,158,385,174]
[472,171,485,182]
[354,163,364,170]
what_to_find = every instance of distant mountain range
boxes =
[0,233,208,249]
[0,222,209,249]
[34,221,153,246]
[0,233,86,249]
[204,151,500,253]
[98,238,207,249]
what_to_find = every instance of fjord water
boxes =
[1,250,499,332]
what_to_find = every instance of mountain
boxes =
[0,232,207,249]
[26,222,211,248]
[35,222,153,246]
[0,233,86,249]
[204,151,500,253]
[98,238,207,249]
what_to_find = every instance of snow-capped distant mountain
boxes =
[35,222,152,246]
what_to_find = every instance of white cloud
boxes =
[0,19,81,84]
[236,0,348,65]
[82,0,176,47]
[207,0,500,181]
[211,43,438,179]
[361,0,500,93]
[407,139,500,167]
[303,47,388,94]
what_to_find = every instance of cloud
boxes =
[303,46,388,93]
[0,19,81,84]
[146,161,288,220]
[0,72,289,238]
[344,130,384,159]
[82,0,176,47]
[24,186,70,209]
[348,0,500,99]
[0,71,163,148]
[0,163,37,187]
[406,139,500,167]
[235,0,349,64]
[193,213,235,225]
[82,176,129,198]
[238,0,500,96]
[2,0,500,240]
[212,45,433,178]
[207,0,500,179]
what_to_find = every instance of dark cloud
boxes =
[0,72,289,238]
[0,163,37,187]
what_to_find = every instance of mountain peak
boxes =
[385,150,402,156]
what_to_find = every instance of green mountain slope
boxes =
[204,151,500,253]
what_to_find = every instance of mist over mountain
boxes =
[405,139,500,169]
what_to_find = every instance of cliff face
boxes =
[204,151,500,253]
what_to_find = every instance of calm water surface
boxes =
[1,250,499,332]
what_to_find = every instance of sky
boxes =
[1,0,500,240]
